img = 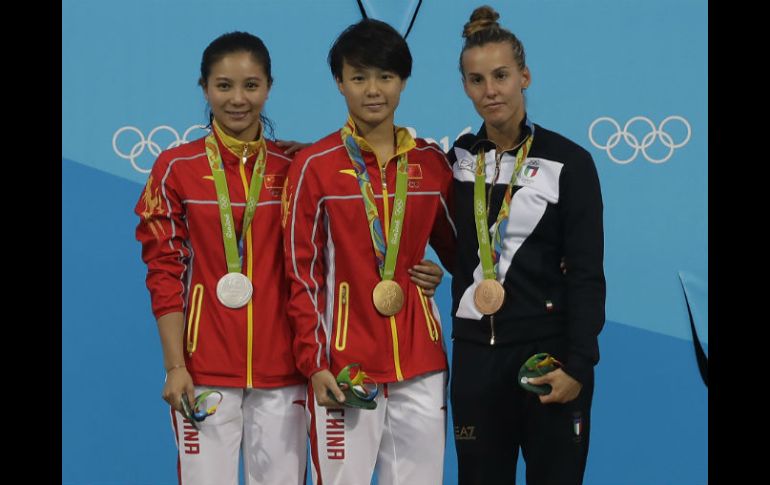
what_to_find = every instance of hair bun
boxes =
[462,5,500,38]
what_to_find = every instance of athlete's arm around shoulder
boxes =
[415,140,457,275]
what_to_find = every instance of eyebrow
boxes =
[468,65,511,75]
[213,75,263,82]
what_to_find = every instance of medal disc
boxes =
[474,279,505,315]
[216,273,253,309]
[372,280,404,316]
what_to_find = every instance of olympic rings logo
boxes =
[588,116,691,164]
[112,124,209,173]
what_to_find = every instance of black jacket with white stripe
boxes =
[448,119,606,385]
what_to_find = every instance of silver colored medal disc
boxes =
[216,273,253,308]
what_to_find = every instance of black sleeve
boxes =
[446,145,457,165]
[558,147,606,386]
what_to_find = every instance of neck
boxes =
[214,118,261,144]
[352,115,396,164]
[486,115,524,152]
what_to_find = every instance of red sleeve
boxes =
[282,153,329,378]
[428,146,457,275]
[134,153,191,318]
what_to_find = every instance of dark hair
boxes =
[459,6,526,75]
[328,19,412,80]
[198,31,275,137]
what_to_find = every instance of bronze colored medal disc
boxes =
[372,280,404,316]
[474,279,505,315]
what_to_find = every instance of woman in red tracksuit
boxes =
[282,19,456,485]
[135,31,307,485]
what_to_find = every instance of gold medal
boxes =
[474,279,505,315]
[372,280,404,316]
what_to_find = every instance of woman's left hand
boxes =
[408,259,444,297]
[274,139,311,156]
[527,368,582,404]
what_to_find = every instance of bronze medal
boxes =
[372,280,404,316]
[474,279,505,315]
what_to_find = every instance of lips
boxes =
[227,111,250,119]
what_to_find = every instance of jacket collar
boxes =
[211,118,265,164]
[343,116,417,162]
[469,114,534,155]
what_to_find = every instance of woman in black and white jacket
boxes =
[448,6,606,485]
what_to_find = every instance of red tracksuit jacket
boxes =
[282,121,456,383]
[135,127,304,389]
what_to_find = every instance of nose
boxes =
[365,78,381,97]
[483,79,497,98]
[231,87,246,104]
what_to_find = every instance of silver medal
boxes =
[216,273,253,308]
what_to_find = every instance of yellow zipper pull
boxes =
[242,144,249,165]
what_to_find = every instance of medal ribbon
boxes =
[204,131,267,273]
[181,390,224,429]
[340,125,409,281]
[473,131,534,280]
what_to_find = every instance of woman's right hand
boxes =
[162,366,195,414]
[311,369,346,407]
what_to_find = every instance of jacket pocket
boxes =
[186,284,204,354]
[334,281,350,351]
[417,287,440,343]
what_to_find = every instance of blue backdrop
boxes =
[62,1,707,484]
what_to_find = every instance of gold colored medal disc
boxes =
[372,280,404,316]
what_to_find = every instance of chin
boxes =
[490,114,518,129]
[233,121,258,133]
[358,114,389,126]
[482,116,503,128]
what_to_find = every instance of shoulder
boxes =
[531,125,601,194]
[149,137,208,178]
[289,131,347,175]
[447,131,483,179]
[532,124,593,165]
[158,137,207,165]
[452,131,479,152]
[448,131,482,165]
[265,139,293,174]
[412,137,451,172]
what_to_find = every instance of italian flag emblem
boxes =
[573,416,582,436]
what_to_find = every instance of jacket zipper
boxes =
[488,151,503,345]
